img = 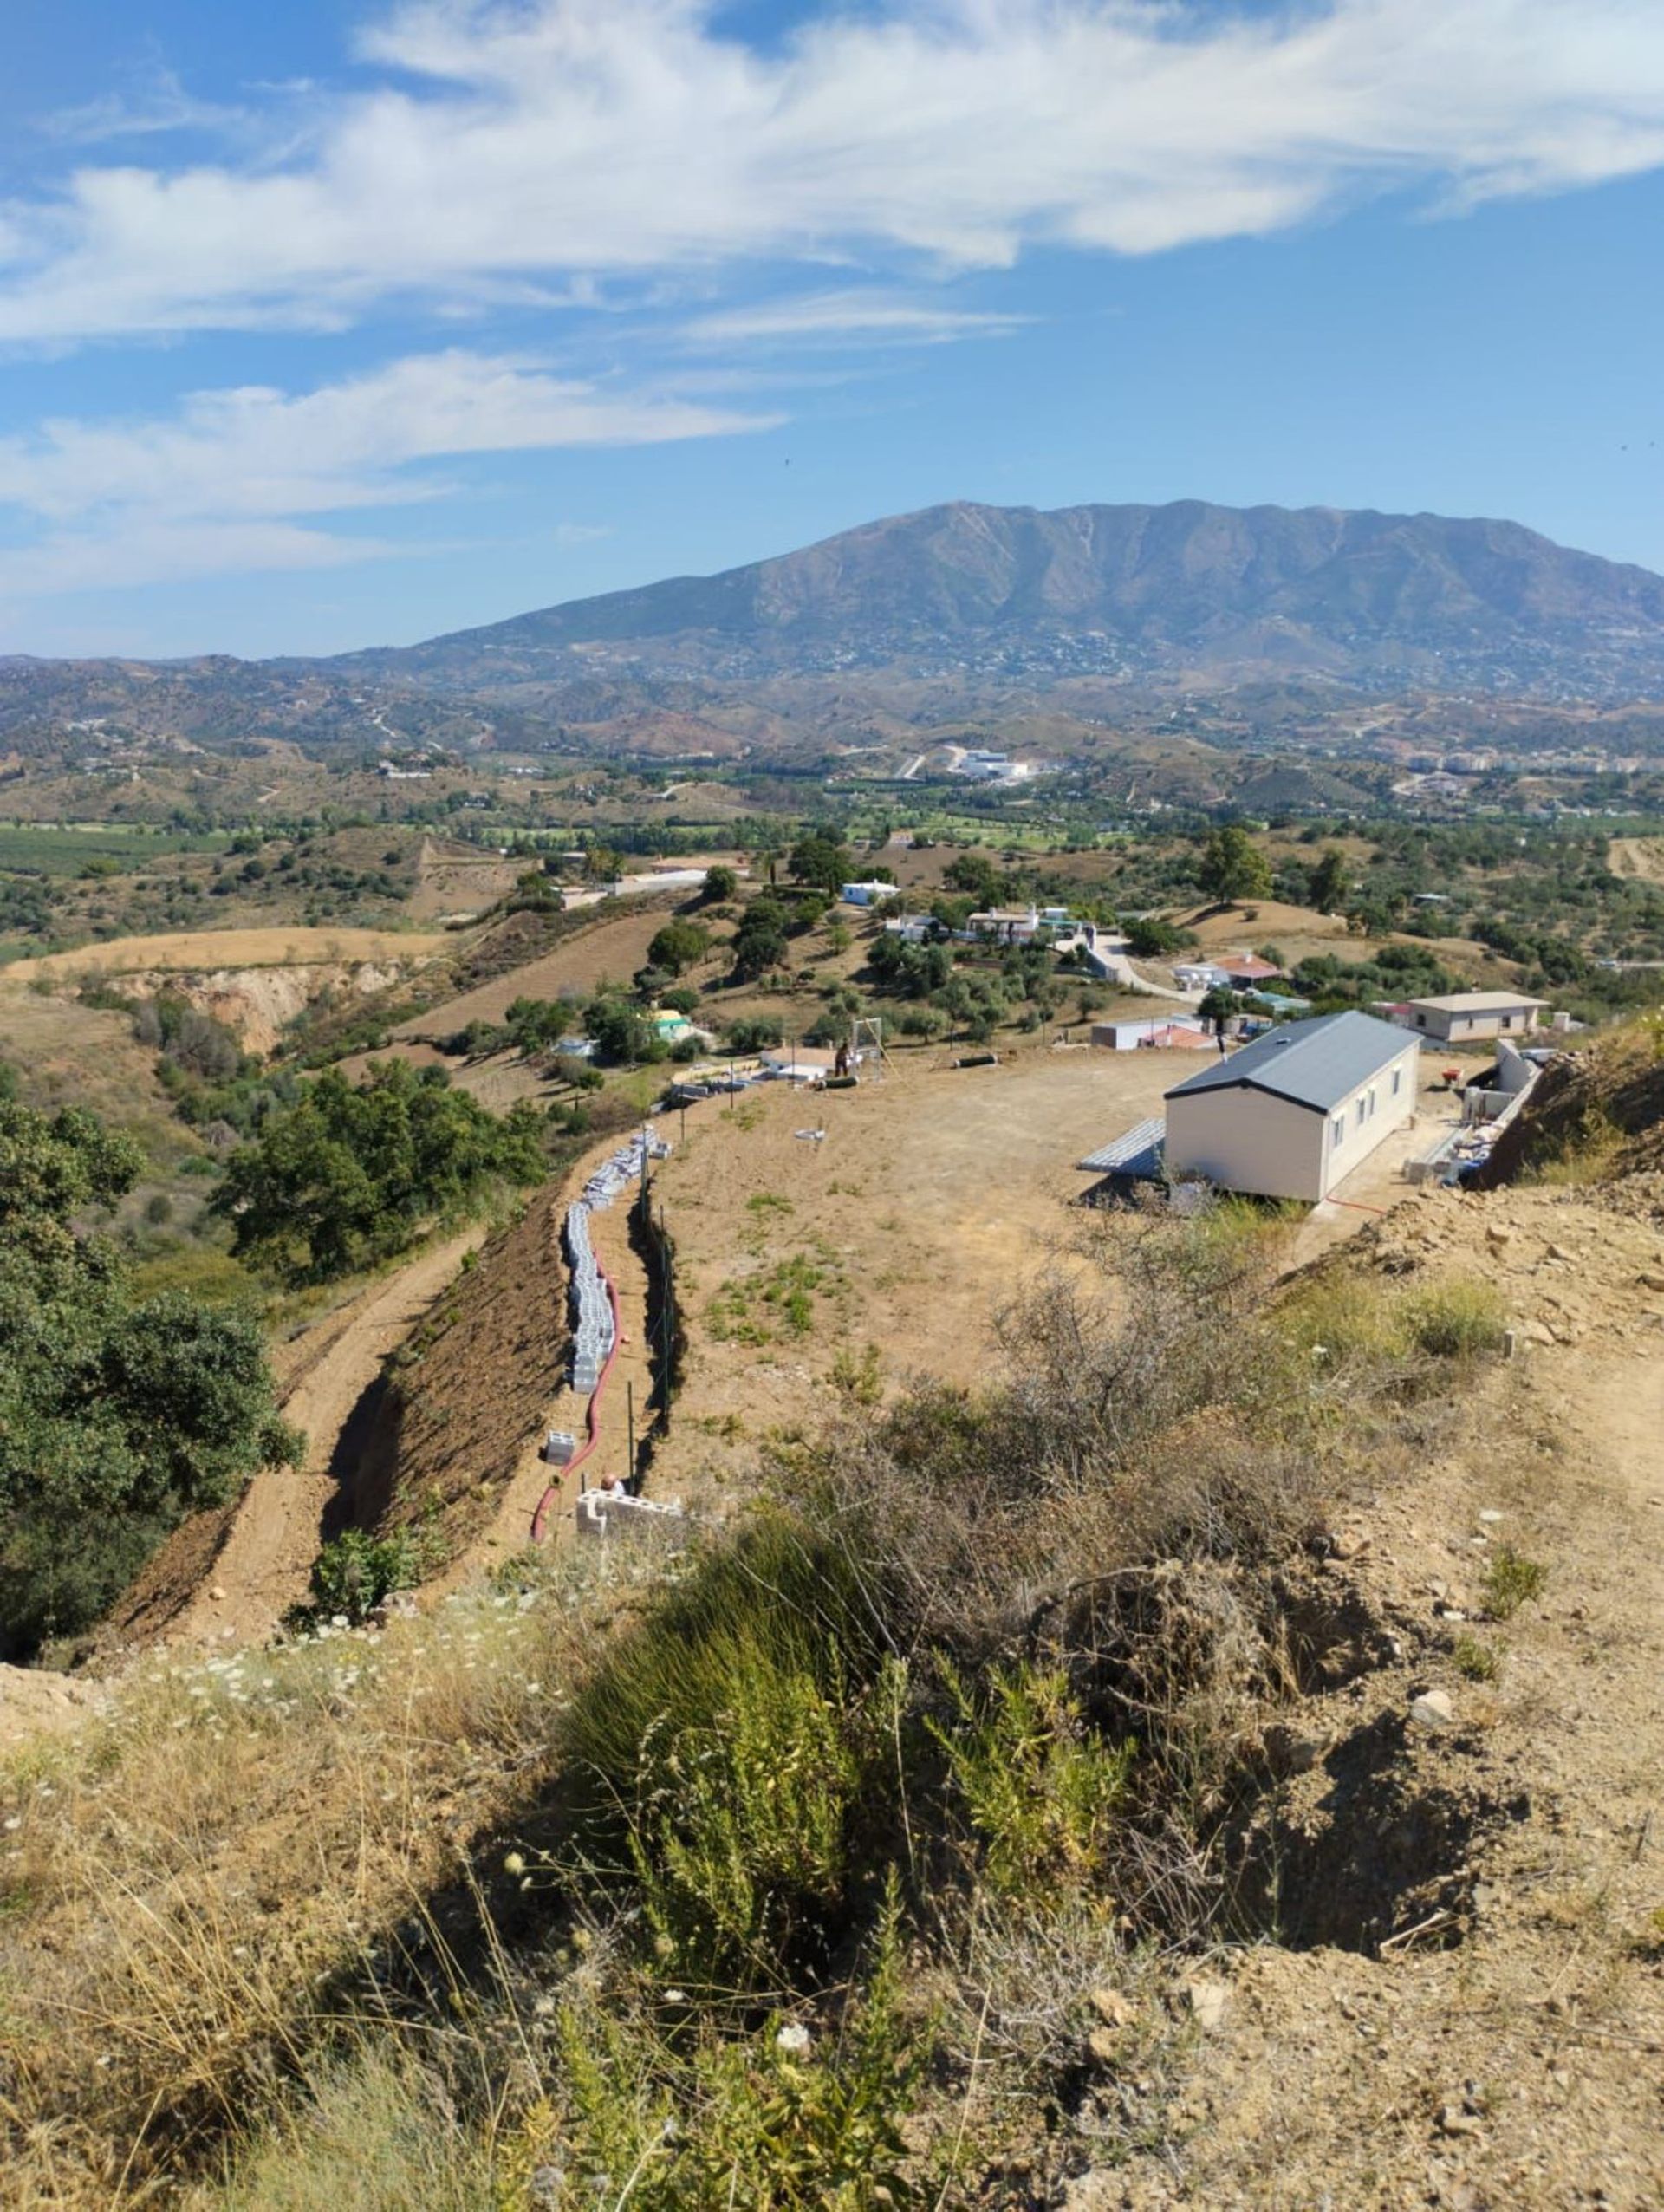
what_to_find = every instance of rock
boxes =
[1478,1509,1504,1525]
[210,1585,226,1602]
[1547,1242,1574,1262]
[1411,1688,1455,1727]
[1485,1225,1512,1247]
[1183,1976,1230,2032]
[1086,2026,1124,2066]
[1640,1271,1664,1293]
[1330,1528,1370,1561]
[1437,2100,1483,2137]
[1265,1722,1329,1775]
[1089,1987,1137,2031]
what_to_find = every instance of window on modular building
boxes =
[1332,1115,1345,1145]
[1392,1068,1401,1095]
[1355,1097,1366,1127]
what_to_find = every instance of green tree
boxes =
[1307,849,1351,914]
[0,1099,299,1657]
[1197,984,1240,1035]
[943,851,1004,903]
[647,920,712,975]
[730,897,792,981]
[585,994,666,1065]
[212,1060,546,1282]
[788,833,854,896]
[1197,827,1273,908]
[700,864,738,903]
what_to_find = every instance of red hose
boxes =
[530,1237,625,1543]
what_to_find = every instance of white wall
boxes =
[1166,1084,1328,1200]
[1165,1039,1419,1200]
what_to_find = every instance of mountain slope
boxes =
[331,499,1664,695]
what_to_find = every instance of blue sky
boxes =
[5,0,1664,659]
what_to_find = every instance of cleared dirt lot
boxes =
[647,1045,1180,1503]
[4,925,450,983]
[1609,835,1664,882]
[393,905,677,1040]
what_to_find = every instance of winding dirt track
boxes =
[166,1228,487,1648]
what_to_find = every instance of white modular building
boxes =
[1163,1011,1420,1202]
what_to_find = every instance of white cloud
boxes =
[40,64,247,148]
[0,348,775,594]
[679,290,1026,348]
[4,1,1664,342]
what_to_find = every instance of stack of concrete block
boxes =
[564,1200,615,1391]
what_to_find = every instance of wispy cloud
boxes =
[679,290,1027,348]
[40,64,247,148]
[0,349,776,595]
[3,2,1664,344]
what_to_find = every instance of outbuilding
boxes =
[1377,992,1547,1044]
[1163,1010,1420,1201]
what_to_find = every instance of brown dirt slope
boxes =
[394,893,681,1041]
[102,1227,490,1653]
[1480,1019,1664,1186]
[342,1187,571,1564]
[1095,1129,1664,2206]
[5,925,450,983]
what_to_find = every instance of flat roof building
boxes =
[1377,992,1547,1044]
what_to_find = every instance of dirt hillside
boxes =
[103,1226,489,1652]
[1098,1174,1664,2207]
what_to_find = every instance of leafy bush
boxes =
[305,1528,436,1625]
[0,1099,298,1656]
[212,1058,547,1282]
[1481,1546,1548,1620]
[1401,1277,1508,1359]
[725,1014,784,1052]
[931,1661,1134,1899]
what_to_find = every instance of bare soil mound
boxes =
[1480,1021,1664,1186]
[334,1186,572,1565]
[5,925,450,984]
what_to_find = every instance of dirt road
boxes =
[166,1228,487,1648]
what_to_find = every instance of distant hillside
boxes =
[9,501,1664,772]
[331,499,1664,699]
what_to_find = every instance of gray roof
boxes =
[1166,1011,1414,1116]
[1077,1117,1166,1175]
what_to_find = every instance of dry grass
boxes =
[0,1553,653,2206]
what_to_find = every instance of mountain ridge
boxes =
[318,497,1664,698]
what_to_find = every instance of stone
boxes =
[1089,1987,1137,2031]
[1478,1509,1504,1525]
[210,1585,226,1602]
[1547,1242,1574,1262]
[1330,1528,1370,1561]
[1265,1722,1328,1775]
[1086,2026,1124,2066]
[1411,1689,1455,1727]
[1437,2101,1483,2137]
[1485,1226,1513,1247]
[1183,1976,1230,2032]
[1640,1271,1664,1294]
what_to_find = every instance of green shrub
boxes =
[545,1885,927,2208]
[306,1527,436,1625]
[1401,1276,1508,1360]
[1450,1633,1501,1682]
[931,1661,1134,1900]
[556,1522,889,1986]
[1481,1545,1547,1621]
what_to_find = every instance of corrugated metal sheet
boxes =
[1166,1011,1412,1114]
[1077,1116,1166,1175]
